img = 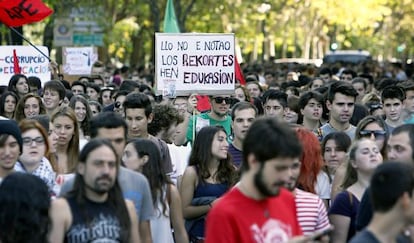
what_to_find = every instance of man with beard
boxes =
[205,117,308,242]
[186,95,232,143]
[0,120,22,181]
[49,139,140,242]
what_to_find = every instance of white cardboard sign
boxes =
[62,47,98,75]
[0,45,51,86]
[155,33,235,97]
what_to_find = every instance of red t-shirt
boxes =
[206,186,302,243]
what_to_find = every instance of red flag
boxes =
[13,49,21,74]
[235,56,246,85]
[0,0,53,27]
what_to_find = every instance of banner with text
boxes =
[155,33,235,97]
[62,47,98,75]
[0,45,50,86]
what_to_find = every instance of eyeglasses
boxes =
[359,130,386,140]
[22,136,45,146]
[213,97,231,104]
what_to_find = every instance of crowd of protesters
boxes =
[0,58,414,242]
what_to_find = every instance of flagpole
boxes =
[8,26,51,62]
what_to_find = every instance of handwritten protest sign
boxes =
[0,46,50,86]
[155,33,235,97]
[62,47,98,75]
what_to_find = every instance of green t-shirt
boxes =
[186,112,232,143]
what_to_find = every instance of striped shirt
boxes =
[295,188,331,235]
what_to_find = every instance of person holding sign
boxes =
[186,95,232,144]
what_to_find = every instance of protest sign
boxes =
[155,33,235,97]
[62,47,98,75]
[0,45,50,86]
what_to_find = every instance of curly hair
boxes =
[148,103,183,138]
[14,93,46,122]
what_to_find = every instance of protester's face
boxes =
[48,122,58,153]
[326,93,355,124]
[114,95,126,115]
[24,97,40,118]
[232,108,256,142]
[125,108,151,139]
[173,97,189,115]
[264,99,284,119]
[387,132,414,164]
[4,95,16,113]
[211,130,229,160]
[383,98,403,122]
[87,87,99,101]
[19,129,46,167]
[247,83,261,98]
[122,143,146,172]
[319,74,330,83]
[74,101,87,122]
[352,82,366,101]
[310,79,324,90]
[301,98,322,121]
[359,122,386,151]
[15,78,29,95]
[71,85,84,95]
[323,139,347,174]
[254,157,296,197]
[284,108,298,124]
[234,87,247,102]
[0,135,19,172]
[78,145,117,195]
[285,160,301,191]
[96,127,126,158]
[53,115,75,146]
[351,139,382,174]
[89,104,99,117]
[210,95,231,117]
[340,74,353,82]
[101,90,113,106]
[43,89,61,110]
[404,90,414,114]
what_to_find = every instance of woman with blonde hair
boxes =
[328,138,383,242]
[51,107,79,174]
[14,93,46,122]
[15,119,59,196]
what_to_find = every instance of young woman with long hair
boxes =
[69,95,93,149]
[329,138,383,242]
[14,93,46,122]
[51,107,79,174]
[123,138,188,243]
[0,91,18,119]
[7,74,29,100]
[179,125,237,241]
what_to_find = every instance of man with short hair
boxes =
[298,91,324,132]
[352,77,368,103]
[43,80,66,115]
[381,86,406,133]
[262,89,288,120]
[319,81,358,140]
[70,81,86,95]
[186,94,232,143]
[318,67,332,83]
[123,92,173,174]
[398,81,414,124]
[340,69,357,82]
[0,120,22,181]
[49,139,140,242]
[205,117,306,242]
[228,101,258,168]
[60,111,154,243]
[351,162,414,243]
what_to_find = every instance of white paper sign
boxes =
[155,33,235,97]
[0,45,51,86]
[62,47,98,75]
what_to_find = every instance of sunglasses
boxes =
[359,130,386,139]
[213,97,231,104]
